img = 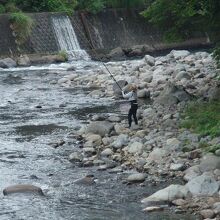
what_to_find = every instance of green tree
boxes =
[141,0,220,64]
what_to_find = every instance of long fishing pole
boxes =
[71,15,123,91]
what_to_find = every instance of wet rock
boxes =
[186,174,219,196]
[0,58,17,68]
[144,55,155,66]
[86,121,114,137]
[3,184,44,196]
[74,175,95,185]
[69,152,83,162]
[143,206,164,212]
[141,184,189,204]
[200,209,215,219]
[127,173,146,183]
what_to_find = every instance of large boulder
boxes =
[144,55,155,66]
[186,174,219,196]
[0,58,17,68]
[113,80,128,97]
[107,47,126,60]
[141,184,189,204]
[154,82,191,106]
[111,134,128,149]
[199,154,220,172]
[86,121,114,137]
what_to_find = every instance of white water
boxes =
[52,15,90,61]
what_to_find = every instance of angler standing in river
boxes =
[122,84,138,128]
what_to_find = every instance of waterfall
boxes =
[52,15,90,60]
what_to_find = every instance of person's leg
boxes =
[133,106,138,125]
[128,108,132,128]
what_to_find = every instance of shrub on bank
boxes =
[181,101,220,138]
[9,12,34,45]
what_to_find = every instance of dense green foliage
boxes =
[9,12,34,44]
[181,101,220,138]
[0,0,148,14]
[141,0,220,63]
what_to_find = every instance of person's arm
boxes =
[122,91,132,99]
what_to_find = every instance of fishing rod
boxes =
[71,15,123,91]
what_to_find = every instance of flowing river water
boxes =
[0,61,198,220]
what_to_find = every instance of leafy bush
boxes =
[5,2,20,12]
[0,4,5,13]
[181,101,220,137]
[57,50,68,61]
[9,12,34,44]
[141,0,220,63]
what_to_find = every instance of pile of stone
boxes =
[60,49,220,219]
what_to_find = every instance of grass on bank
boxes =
[9,12,34,44]
[181,101,220,138]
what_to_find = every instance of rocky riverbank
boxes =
[57,50,220,219]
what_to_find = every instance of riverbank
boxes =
[56,50,220,219]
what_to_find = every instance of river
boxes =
[0,60,198,220]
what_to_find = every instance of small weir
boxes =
[52,15,90,60]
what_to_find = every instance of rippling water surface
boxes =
[0,61,198,220]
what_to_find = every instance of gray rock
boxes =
[111,134,128,149]
[207,86,220,101]
[213,202,220,214]
[108,115,121,122]
[176,71,191,80]
[170,163,186,171]
[108,47,125,60]
[141,184,189,204]
[86,121,114,137]
[199,154,220,172]
[165,138,181,151]
[186,174,219,196]
[184,165,201,181]
[127,173,146,183]
[127,142,143,155]
[171,50,190,59]
[144,55,155,66]
[113,80,128,97]
[200,209,215,219]
[215,149,220,156]
[69,152,83,162]
[154,82,191,106]
[137,89,150,99]
[0,58,17,68]
[101,148,113,157]
[147,148,168,163]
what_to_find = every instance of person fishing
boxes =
[122,84,138,128]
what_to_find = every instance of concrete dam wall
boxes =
[0,10,210,58]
